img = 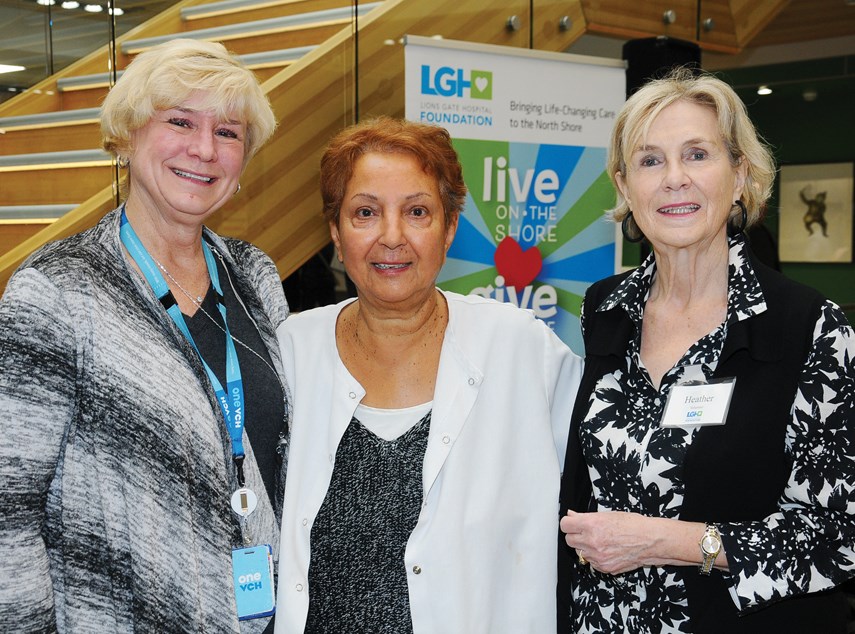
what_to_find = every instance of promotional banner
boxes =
[405,36,625,353]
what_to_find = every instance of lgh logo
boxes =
[420,65,492,100]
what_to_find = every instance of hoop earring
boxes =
[728,200,748,237]
[621,212,645,243]
[235,183,241,195]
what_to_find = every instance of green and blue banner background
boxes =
[405,37,625,353]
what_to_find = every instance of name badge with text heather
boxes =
[660,378,736,428]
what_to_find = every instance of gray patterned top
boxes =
[305,412,431,633]
[0,208,290,633]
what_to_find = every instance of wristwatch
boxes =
[699,524,722,575]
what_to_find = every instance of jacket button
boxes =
[412,565,422,575]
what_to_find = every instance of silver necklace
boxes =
[154,258,278,377]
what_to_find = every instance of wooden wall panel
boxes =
[581,0,697,42]
[0,223,51,257]
[698,0,788,52]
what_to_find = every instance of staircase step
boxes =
[0,162,112,206]
[183,0,355,26]
[122,4,379,55]
[57,74,124,93]
[0,150,113,205]
[0,149,112,170]
[0,108,100,131]
[0,205,78,221]
[55,45,314,97]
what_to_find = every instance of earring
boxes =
[727,200,748,237]
[621,212,645,243]
[235,183,241,195]
[117,156,129,168]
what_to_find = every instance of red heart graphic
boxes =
[494,237,543,289]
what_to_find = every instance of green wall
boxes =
[719,56,855,324]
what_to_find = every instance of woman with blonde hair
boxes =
[0,39,287,632]
[558,69,855,633]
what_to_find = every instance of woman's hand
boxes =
[560,510,714,575]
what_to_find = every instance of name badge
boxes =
[660,377,736,428]
[232,544,276,620]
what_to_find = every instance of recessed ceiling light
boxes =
[0,64,26,74]
[61,1,80,7]
[757,85,772,96]
[84,3,102,12]
[108,6,124,15]
[36,0,56,5]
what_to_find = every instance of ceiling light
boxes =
[757,85,772,96]
[61,1,79,7]
[0,64,26,75]
[84,3,102,12]
[36,0,56,5]
[108,6,124,15]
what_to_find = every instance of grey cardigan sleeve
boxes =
[0,267,78,632]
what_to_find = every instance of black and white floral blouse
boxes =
[571,236,855,633]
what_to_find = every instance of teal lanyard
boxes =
[120,208,247,484]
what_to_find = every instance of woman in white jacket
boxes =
[275,117,582,633]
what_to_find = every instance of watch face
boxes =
[701,534,721,554]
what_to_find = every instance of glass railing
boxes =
[0,1,174,106]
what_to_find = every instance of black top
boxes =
[186,255,285,505]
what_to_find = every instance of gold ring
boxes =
[578,553,587,565]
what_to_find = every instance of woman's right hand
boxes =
[561,510,715,575]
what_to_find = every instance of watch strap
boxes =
[699,524,721,575]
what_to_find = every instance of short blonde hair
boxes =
[101,39,275,165]
[607,68,775,230]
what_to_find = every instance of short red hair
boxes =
[320,116,466,230]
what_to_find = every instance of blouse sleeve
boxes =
[720,300,855,612]
[0,268,78,631]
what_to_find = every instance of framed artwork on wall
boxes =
[777,162,854,263]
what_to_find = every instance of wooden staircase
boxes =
[0,0,587,291]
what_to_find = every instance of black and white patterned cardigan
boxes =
[0,208,289,633]
[559,237,855,633]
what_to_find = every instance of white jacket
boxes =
[275,291,582,633]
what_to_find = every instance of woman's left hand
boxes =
[561,510,689,575]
